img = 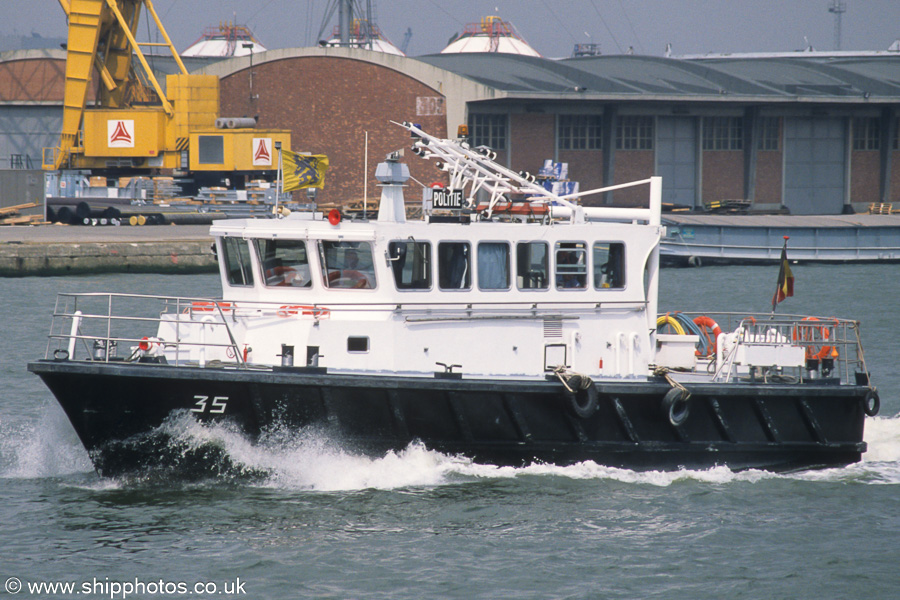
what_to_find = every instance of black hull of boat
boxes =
[28,360,869,477]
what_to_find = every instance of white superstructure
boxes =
[160,122,663,380]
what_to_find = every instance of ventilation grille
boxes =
[543,318,563,338]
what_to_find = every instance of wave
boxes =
[3,408,899,489]
[0,403,93,479]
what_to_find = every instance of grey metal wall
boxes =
[0,106,61,169]
[656,117,697,208]
[783,117,845,214]
[0,169,43,210]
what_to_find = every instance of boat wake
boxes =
[3,408,900,489]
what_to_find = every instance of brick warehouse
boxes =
[3,46,900,214]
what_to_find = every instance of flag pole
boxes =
[275,141,282,216]
[771,235,791,315]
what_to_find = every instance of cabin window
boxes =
[221,237,254,287]
[477,242,510,290]
[318,241,376,289]
[254,239,312,288]
[555,242,587,290]
[389,240,432,290]
[438,242,471,290]
[347,336,369,353]
[517,242,549,290]
[593,242,625,289]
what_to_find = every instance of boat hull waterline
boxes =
[29,360,868,476]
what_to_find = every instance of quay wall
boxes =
[0,225,216,276]
[0,240,216,276]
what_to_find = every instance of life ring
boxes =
[265,265,302,286]
[564,377,599,419]
[863,390,880,417]
[662,388,690,427]
[328,269,372,289]
[693,316,722,356]
[793,317,834,361]
[277,304,331,318]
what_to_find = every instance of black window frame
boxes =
[438,241,472,291]
[388,239,433,291]
[220,236,254,287]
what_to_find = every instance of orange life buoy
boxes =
[277,305,331,319]
[693,316,722,357]
[793,316,834,360]
[185,301,232,314]
[328,269,371,289]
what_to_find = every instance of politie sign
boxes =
[432,188,464,209]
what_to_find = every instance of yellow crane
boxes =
[46,0,290,190]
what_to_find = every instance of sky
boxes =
[4,0,900,59]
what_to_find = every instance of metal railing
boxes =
[658,311,868,385]
[44,292,245,367]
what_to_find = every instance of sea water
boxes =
[1,266,898,599]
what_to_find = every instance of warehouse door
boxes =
[783,117,845,214]
[656,117,697,208]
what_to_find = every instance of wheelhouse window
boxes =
[468,113,507,151]
[318,241,376,289]
[438,242,471,290]
[517,241,549,290]
[220,237,254,287]
[477,242,510,290]
[254,239,311,288]
[389,240,432,290]
[559,115,602,150]
[593,242,625,289]
[555,242,587,290]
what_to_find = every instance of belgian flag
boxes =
[771,237,794,311]
[282,150,329,191]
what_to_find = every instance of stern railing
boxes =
[657,311,869,385]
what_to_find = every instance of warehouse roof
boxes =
[416,52,900,102]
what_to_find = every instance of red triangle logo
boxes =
[110,121,132,144]
[254,140,271,163]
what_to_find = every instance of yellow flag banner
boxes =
[282,150,329,191]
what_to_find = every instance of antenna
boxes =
[828,1,846,51]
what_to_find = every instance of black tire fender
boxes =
[662,388,690,427]
[863,390,880,417]
[565,381,599,419]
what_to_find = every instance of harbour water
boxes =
[1,266,898,599]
